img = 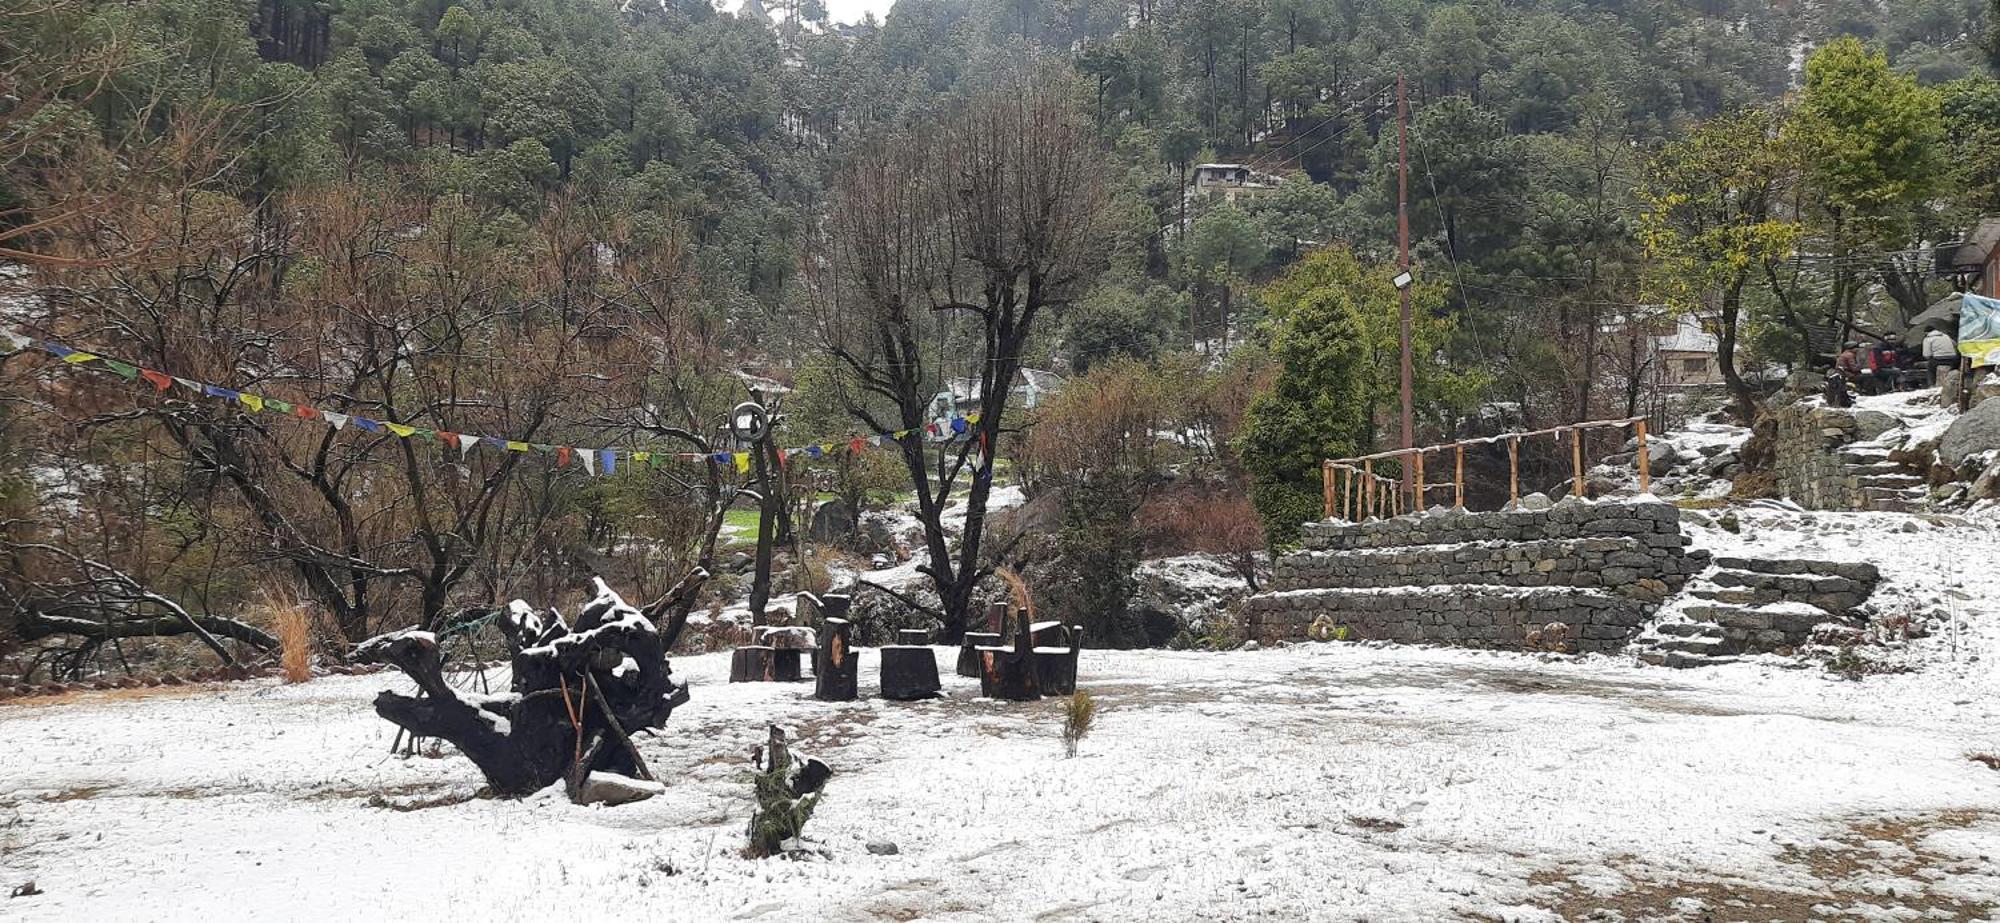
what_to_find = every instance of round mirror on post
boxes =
[730,401,770,445]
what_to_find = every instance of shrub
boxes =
[1062,691,1097,758]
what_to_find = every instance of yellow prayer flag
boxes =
[239,394,264,413]
[506,440,530,452]
[734,452,750,474]
[385,422,417,438]
[62,352,98,364]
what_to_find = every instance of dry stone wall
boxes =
[1769,405,1865,510]
[1244,499,1705,653]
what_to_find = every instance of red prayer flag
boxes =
[140,369,173,392]
[557,446,572,467]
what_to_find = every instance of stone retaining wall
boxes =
[1244,499,1703,653]
[1769,405,1864,510]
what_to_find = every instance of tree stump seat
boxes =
[956,632,1002,677]
[879,629,940,700]
[1032,624,1084,696]
[730,646,804,683]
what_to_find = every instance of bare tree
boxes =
[810,64,1109,639]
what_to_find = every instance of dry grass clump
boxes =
[1062,691,1096,758]
[262,591,315,684]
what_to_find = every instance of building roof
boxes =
[1943,217,2000,271]
[1653,314,1717,354]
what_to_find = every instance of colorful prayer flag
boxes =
[507,440,530,453]
[600,449,617,475]
[239,394,264,413]
[384,422,417,438]
[323,412,351,431]
[42,342,74,359]
[350,417,383,434]
[102,360,138,380]
[734,452,750,474]
[140,370,172,392]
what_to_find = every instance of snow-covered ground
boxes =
[6,632,2000,920]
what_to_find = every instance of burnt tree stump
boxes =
[1034,624,1084,696]
[730,646,805,683]
[978,614,1042,702]
[879,629,940,701]
[356,578,688,798]
[956,631,1002,678]
[813,618,856,702]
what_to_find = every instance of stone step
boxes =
[1866,497,1921,513]
[1845,460,1907,475]
[1652,635,1730,656]
[1709,557,1882,583]
[1653,621,1723,639]
[1637,650,1742,669]
[1839,449,1891,465]
[1856,473,1925,489]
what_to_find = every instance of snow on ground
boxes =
[6,635,2000,920]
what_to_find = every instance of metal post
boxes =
[1396,73,1414,455]
[1634,420,1651,496]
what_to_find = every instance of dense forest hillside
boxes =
[1,0,1996,655]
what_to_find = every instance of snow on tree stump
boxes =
[355,578,687,798]
[956,631,1002,677]
[879,629,940,701]
[813,618,857,702]
[978,615,1042,702]
[1033,624,1084,696]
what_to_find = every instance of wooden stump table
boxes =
[879,628,941,701]
[1033,623,1084,696]
[978,616,1042,702]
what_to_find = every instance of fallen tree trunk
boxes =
[17,606,278,651]
[356,577,688,797]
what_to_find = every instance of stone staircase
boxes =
[1840,445,1928,512]
[1630,556,1882,668]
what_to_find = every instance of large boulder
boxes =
[987,486,1064,549]
[1939,398,2000,467]
[807,499,856,546]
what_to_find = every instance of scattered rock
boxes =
[10,881,42,898]
[573,772,664,807]
[1239,640,1260,652]
[806,499,856,546]
[866,841,900,855]
[1517,492,1553,511]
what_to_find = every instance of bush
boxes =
[1061,691,1097,758]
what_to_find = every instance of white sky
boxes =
[731,0,897,23]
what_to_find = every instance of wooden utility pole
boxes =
[1397,75,1414,460]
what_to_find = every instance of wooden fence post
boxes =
[1413,451,1425,512]
[1321,461,1335,520]
[1570,427,1585,500]
[1634,420,1651,495]
[1507,437,1520,508]
[1454,443,1465,509]
[1363,459,1375,520]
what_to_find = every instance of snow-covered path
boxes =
[4,640,1999,921]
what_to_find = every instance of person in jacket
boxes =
[1924,326,1959,387]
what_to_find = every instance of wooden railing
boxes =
[1321,417,1653,521]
